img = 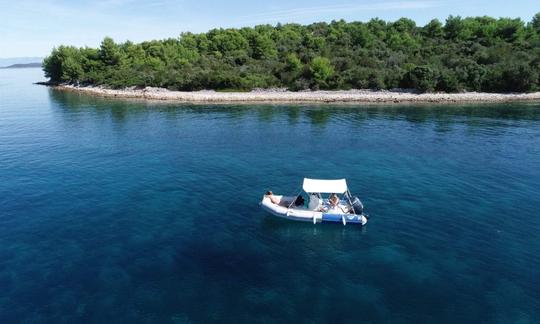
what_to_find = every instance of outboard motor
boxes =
[351,196,364,215]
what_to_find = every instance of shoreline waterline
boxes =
[40,83,540,104]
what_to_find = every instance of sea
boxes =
[1,68,539,323]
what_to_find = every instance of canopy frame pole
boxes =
[287,190,302,210]
[345,190,356,217]
[286,183,303,215]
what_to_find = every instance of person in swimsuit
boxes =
[328,193,340,208]
[265,191,281,205]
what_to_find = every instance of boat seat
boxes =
[308,195,321,210]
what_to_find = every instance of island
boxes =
[41,14,540,103]
[1,62,42,69]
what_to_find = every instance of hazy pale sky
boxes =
[1,0,539,58]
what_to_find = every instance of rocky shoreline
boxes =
[44,84,540,104]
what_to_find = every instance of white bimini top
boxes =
[302,178,348,194]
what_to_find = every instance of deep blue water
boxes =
[1,68,540,323]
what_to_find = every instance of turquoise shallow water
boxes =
[1,68,540,323]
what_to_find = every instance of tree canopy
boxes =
[44,14,540,93]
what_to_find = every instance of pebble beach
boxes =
[50,84,540,104]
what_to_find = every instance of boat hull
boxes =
[261,197,367,225]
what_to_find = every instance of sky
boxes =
[1,0,539,58]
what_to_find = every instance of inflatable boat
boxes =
[261,178,368,226]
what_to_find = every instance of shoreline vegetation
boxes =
[45,84,540,104]
[43,14,540,96]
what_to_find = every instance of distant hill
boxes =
[0,57,43,67]
[1,62,42,69]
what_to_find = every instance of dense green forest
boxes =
[44,14,540,93]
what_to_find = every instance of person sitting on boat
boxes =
[265,191,281,205]
[328,193,340,208]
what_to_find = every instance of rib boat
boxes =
[260,178,368,225]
